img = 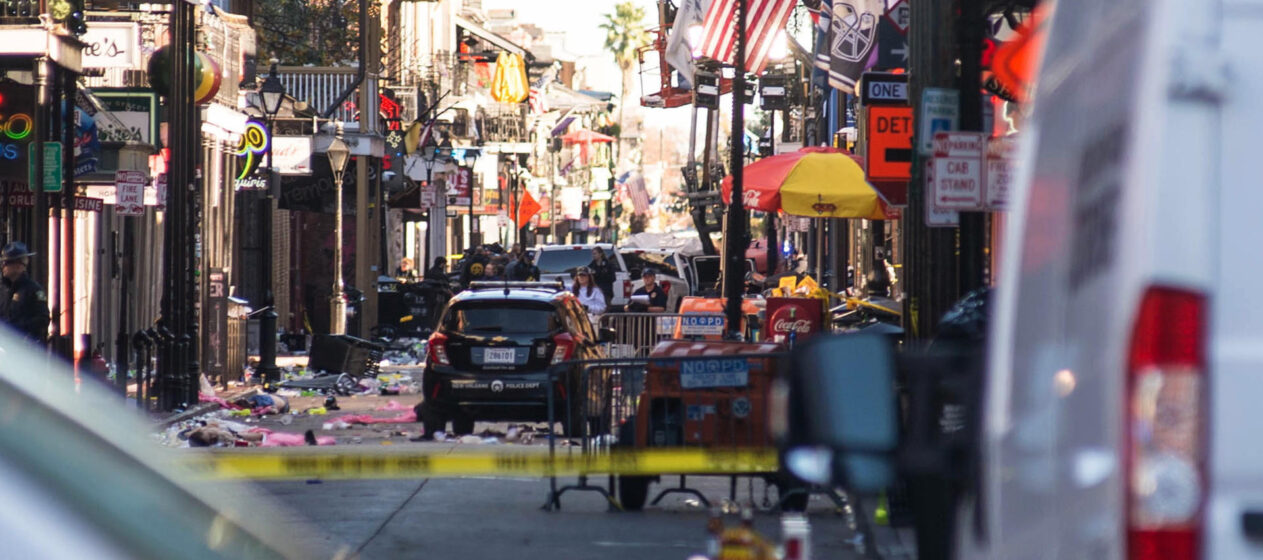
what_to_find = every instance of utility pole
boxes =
[355,8,381,339]
[723,0,748,338]
[957,0,987,293]
[905,0,960,339]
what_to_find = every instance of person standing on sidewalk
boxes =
[0,242,49,343]
[587,247,616,306]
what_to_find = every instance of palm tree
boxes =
[599,1,650,163]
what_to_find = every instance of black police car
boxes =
[420,282,612,436]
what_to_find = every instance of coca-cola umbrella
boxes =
[721,147,893,219]
[561,129,615,165]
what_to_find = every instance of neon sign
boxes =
[234,119,269,180]
[0,112,34,162]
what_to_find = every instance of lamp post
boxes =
[327,133,351,335]
[463,150,478,247]
[419,144,441,266]
[257,61,285,383]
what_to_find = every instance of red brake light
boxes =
[427,332,450,366]
[551,332,575,365]
[624,282,633,298]
[1126,286,1206,560]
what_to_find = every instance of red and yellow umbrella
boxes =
[721,147,893,219]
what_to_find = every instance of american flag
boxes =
[528,81,548,115]
[697,0,797,74]
[624,172,651,215]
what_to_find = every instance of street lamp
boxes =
[463,150,479,246]
[257,60,285,385]
[327,132,351,335]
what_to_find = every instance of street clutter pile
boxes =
[159,411,336,448]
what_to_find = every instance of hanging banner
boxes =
[826,0,884,93]
[560,186,584,220]
[271,136,313,175]
[81,22,142,69]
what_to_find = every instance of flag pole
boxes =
[724,0,748,339]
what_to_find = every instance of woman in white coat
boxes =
[571,267,606,326]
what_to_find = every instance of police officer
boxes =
[0,242,50,343]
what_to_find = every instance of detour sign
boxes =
[865,105,914,187]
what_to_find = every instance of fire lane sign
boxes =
[115,170,146,216]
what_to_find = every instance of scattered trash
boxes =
[279,415,294,426]
[324,396,341,410]
[481,437,501,445]
[303,407,328,415]
[322,421,352,431]
[458,435,483,444]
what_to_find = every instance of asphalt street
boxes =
[245,474,910,559]
[199,368,916,559]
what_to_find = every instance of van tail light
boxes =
[624,282,633,299]
[427,332,451,366]
[551,332,575,365]
[1126,286,1206,560]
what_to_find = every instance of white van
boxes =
[963,0,1256,558]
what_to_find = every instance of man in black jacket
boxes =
[511,253,540,281]
[0,242,49,343]
[587,247,617,305]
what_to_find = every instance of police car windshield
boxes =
[535,250,596,275]
[444,302,559,334]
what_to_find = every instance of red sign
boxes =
[865,105,913,205]
[6,193,103,212]
[763,298,824,345]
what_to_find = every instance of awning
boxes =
[455,15,529,58]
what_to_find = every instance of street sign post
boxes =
[931,132,986,210]
[115,170,146,216]
[42,142,63,192]
[985,136,1017,209]
[919,88,960,155]
[860,72,909,105]
[866,105,914,184]
[925,159,959,227]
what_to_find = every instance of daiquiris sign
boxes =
[234,119,269,190]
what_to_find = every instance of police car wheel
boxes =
[452,415,475,436]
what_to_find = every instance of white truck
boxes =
[962,0,1255,557]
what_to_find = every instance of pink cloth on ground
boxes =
[199,393,238,408]
[332,411,417,424]
[257,431,336,447]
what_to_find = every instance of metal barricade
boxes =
[598,312,728,358]
[542,343,821,514]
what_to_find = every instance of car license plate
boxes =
[483,348,517,364]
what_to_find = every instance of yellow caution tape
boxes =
[177,448,780,480]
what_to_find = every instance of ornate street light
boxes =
[256,60,287,385]
[327,133,351,335]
